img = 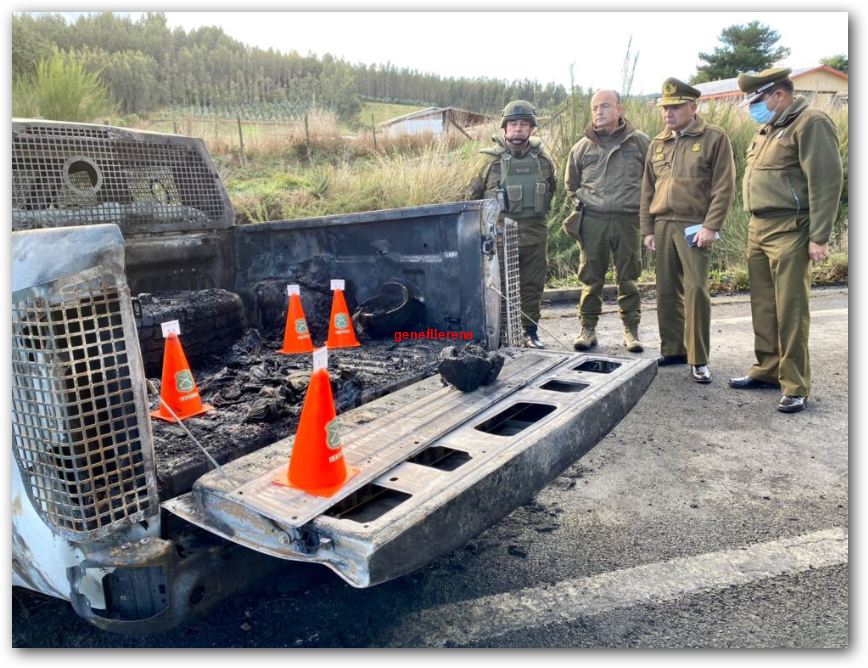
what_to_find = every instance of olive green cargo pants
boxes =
[745,212,812,397]
[655,219,711,365]
[575,211,642,327]
[518,240,548,328]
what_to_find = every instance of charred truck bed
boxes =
[149,331,450,500]
[11,119,656,635]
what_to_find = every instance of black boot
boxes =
[523,326,544,349]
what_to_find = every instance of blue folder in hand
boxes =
[685,224,720,247]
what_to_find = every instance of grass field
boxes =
[129,98,848,287]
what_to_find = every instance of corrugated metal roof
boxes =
[379,107,443,126]
[379,107,495,127]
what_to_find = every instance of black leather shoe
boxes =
[729,376,781,390]
[691,364,712,383]
[523,327,544,349]
[777,395,807,413]
[657,354,688,366]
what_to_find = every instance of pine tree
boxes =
[690,21,790,84]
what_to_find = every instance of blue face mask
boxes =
[749,95,779,124]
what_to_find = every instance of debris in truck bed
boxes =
[252,278,360,344]
[149,327,450,499]
[352,279,425,338]
[437,344,505,393]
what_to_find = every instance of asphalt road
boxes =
[11,288,849,648]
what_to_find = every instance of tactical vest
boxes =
[484,146,550,220]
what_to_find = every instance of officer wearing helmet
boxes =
[467,100,558,348]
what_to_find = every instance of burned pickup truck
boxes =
[11,118,656,635]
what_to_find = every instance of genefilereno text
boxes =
[394,329,473,342]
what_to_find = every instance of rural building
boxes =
[379,107,496,138]
[694,65,848,106]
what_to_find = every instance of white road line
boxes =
[393,527,848,647]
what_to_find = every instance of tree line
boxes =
[12,12,569,120]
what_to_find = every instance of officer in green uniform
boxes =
[729,68,843,413]
[565,89,650,353]
[640,77,736,384]
[467,100,558,348]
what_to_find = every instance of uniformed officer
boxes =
[467,100,558,348]
[565,89,650,353]
[640,77,736,383]
[729,68,843,413]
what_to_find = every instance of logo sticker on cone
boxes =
[325,279,360,349]
[279,286,314,354]
[274,350,359,496]
[150,329,213,422]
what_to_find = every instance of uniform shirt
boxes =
[640,115,736,236]
[564,118,650,216]
[742,95,843,245]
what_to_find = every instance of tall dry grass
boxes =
[142,108,474,164]
[138,96,847,281]
[230,138,479,223]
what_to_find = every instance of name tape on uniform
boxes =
[287,284,300,296]
[161,320,181,338]
[313,347,329,372]
[331,279,345,291]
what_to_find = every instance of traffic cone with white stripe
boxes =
[325,280,360,349]
[279,286,314,354]
[274,348,359,496]
[150,331,213,422]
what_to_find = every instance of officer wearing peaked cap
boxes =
[640,77,736,384]
[467,100,558,349]
[729,68,843,413]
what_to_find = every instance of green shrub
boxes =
[13,50,116,122]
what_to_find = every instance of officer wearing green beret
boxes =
[467,100,558,348]
[640,77,736,383]
[565,89,651,353]
[729,67,843,413]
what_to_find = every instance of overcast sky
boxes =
[32,6,848,97]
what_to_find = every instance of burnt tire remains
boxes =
[137,289,248,377]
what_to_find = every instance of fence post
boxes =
[237,113,246,165]
[304,113,311,160]
[173,116,178,134]
[446,110,473,140]
[371,114,378,152]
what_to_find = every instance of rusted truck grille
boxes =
[11,268,159,541]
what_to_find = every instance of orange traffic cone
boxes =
[325,288,360,349]
[274,367,359,496]
[279,291,314,354]
[150,332,214,422]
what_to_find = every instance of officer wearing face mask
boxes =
[730,67,844,413]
